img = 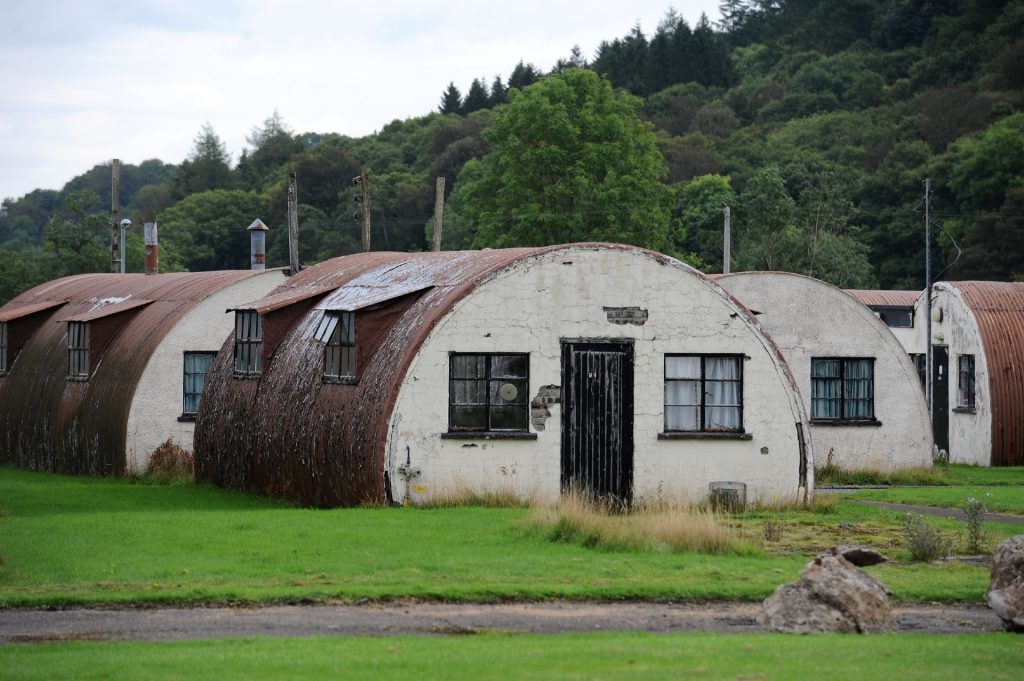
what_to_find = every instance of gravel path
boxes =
[0,602,1005,644]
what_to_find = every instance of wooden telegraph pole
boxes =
[287,172,300,275]
[360,170,371,252]
[432,177,445,251]
[110,159,121,273]
[722,204,731,274]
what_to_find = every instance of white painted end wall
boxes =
[124,270,286,472]
[719,272,933,472]
[386,248,810,506]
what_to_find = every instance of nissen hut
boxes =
[195,244,813,507]
[0,269,284,475]
[717,272,933,472]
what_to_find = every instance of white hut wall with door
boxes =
[124,270,286,472]
[386,247,812,507]
[719,272,932,472]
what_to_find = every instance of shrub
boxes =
[961,495,989,554]
[902,513,948,562]
[144,439,194,483]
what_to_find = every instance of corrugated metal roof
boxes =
[845,289,921,307]
[57,298,153,322]
[194,245,811,507]
[0,270,271,475]
[0,300,65,322]
[945,281,1024,466]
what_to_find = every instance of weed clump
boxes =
[961,495,989,554]
[527,491,753,555]
[902,513,948,562]
[144,439,194,483]
[816,461,948,487]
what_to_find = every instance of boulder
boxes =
[836,545,889,567]
[761,547,895,633]
[987,534,1024,632]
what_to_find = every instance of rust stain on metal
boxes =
[194,243,812,508]
[845,289,921,308]
[947,281,1024,467]
[0,271,272,476]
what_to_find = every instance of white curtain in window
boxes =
[705,357,740,429]
[844,359,873,418]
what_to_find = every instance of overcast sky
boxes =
[0,1,722,202]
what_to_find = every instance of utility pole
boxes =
[110,159,120,273]
[352,171,372,252]
[287,172,300,275]
[432,177,445,252]
[722,204,731,274]
[924,178,932,417]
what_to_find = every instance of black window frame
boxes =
[957,354,976,410]
[67,321,90,381]
[180,351,219,421]
[810,357,876,423]
[315,311,356,384]
[0,321,7,375]
[233,310,263,378]
[447,352,530,434]
[663,354,745,434]
[873,306,914,328]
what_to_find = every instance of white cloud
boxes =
[0,0,721,201]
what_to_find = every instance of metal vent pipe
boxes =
[144,222,159,274]
[248,219,269,270]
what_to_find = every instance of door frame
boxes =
[559,338,635,503]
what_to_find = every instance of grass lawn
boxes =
[1,633,1022,681]
[848,485,1024,515]
[0,466,1015,608]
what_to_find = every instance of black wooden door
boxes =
[932,345,949,452]
[561,342,634,503]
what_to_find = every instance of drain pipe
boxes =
[144,222,159,274]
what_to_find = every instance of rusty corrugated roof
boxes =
[945,281,1024,466]
[845,289,921,307]
[194,245,811,507]
[0,270,272,475]
[57,298,153,322]
[0,300,64,322]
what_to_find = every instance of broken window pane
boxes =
[449,353,529,432]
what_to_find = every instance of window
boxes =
[910,353,926,389]
[182,352,218,417]
[0,322,7,375]
[314,311,355,381]
[875,307,913,328]
[67,321,90,380]
[233,310,262,377]
[957,354,975,410]
[811,358,874,421]
[449,353,529,432]
[664,355,743,432]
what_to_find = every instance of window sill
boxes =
[233,373,261,380]
[177,414,197,423]
[952,406,976,414]
[810,419,882,427]
[323,376,358,385]
[658,431,752,441]
[441,431,538,441]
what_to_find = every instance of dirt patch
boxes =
[0,602,1005,644]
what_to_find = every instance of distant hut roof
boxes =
[845,289,921,307]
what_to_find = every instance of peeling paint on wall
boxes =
[603,306,648,325]
[530,384,561,431]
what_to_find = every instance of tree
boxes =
[439,83,462,114]
[489,75,507,107]
[673,174,735,268]
[456,69,671,250]
[461,78,490,114]
[157,189,269,271]
[235,111,303,189]
[170,123,232,200]
[735,166,798,271]
[507,61,541,91]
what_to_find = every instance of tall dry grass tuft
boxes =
[527,490,753,555]
[816,461,948,487]
[143,439,194,483]
[417,481,533,509]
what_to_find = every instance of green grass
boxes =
[0,466,1014,608]
[816,462,1024,487]
[848,485,1024,515]
[1,633,1022,681]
